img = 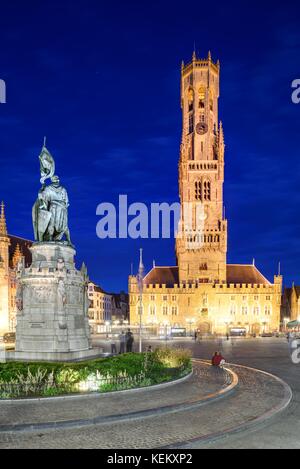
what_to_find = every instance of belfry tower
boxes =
[176,51,227,283]
[0,202,10,332]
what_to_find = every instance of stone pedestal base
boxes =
[5,347,104,363]
[15,242,92,358]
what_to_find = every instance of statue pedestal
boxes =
[13,242,96,360]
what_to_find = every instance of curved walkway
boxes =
[0,361,233,431]
[0,360,292,449]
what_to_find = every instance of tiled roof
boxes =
[8,235,32,268]
[142,264,271,286]
[226,264,271,285]
[144,267,179,287]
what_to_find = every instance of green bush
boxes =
[0,348,191,398]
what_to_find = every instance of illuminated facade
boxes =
[0,202,32,333]
[129,52,282,335]
[88,282,112,333]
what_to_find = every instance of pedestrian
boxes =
[147,345,153,353]
[211,351,225,367]
[111,336,117,354]
[119,331,126,354]
[194,330,198,341]
[125,328,134,352]
[226,332,229,341]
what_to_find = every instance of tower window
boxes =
[203,181,211,201]
[188,88,194,112]
[188,114,194,134]
[199,99,205,109]
[195,181,202,201]
[199,88,205,109]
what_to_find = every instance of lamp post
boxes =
[186,318,195,337]
[163,320,169,345]
[137,248,144,353]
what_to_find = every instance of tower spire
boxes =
[219,121,224,145]
[0,201,7,236]
[12,243,22,268]
[192,43,196,61]
[137,248,144,294]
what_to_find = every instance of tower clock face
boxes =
[196,122,208,135]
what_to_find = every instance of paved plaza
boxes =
[0,337,297,449]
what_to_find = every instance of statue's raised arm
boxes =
[39,144,55,185]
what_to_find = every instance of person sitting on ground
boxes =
[146,345,153,353]
[212,351,225,367]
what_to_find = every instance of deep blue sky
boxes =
[1,0,300,292]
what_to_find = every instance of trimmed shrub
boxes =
[0,348,191,398]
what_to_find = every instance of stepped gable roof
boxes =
[8,235,32,268]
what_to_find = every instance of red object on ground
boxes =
[212,353,225,366]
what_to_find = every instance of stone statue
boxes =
[32,143,72,245]
[39,144,55,185]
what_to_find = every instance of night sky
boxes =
[1,0,300,292]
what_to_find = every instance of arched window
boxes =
[195,181,202,200]
[209,92,213,111]
[203,181,211,200]
[199,87,205,109]
[188,113,194,134]
[188,88,194,112]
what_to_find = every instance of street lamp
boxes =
[163,320,169,345]
[105,320,111,335]
[137,248,144,353]
[186,318,195,337]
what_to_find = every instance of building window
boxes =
[230,304,236,315]
[162,306,168,315]
[150,295,155,301]
[163,295,168,301]
[254,295,259,301]
[149,305,156,316]
[242,295,247,302]
[203,181,211,201]
[231,296,235,301]
[266,295,271,300]
[172,295,177,301]
[264,305,271,315]
[195,181,202,201]
[171,306,178,316]
[253,306,260,315]
[199,88,205,109]
[188,113,194,134]
[188,88,194,112]
[241,306,248,315]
